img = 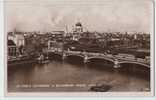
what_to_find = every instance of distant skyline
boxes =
[5,0,153,33]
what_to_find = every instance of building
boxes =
[73,22,83,33]
[8,40,18,57]
[47,31,64,42]
[7,31,25,47]
[7,31,25,55]
[72,22,83,41]
[48,40,63,52]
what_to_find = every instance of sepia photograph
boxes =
[4,0,154,96]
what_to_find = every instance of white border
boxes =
[0,0,155,97]
[0,0,4,99]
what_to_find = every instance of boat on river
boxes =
[89,84,112,92]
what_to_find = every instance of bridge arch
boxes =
[118,61,150,80]
[49,52,63,60]
[118,61,150,68]
[51,52,63,56]
[87,56,114,63]
[65,54,84,58]
[64,54,84,64]
[86,56,115,69]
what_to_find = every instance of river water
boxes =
[8,58,150,92]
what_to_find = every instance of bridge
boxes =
[47,49,150,69]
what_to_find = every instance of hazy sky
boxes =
[5,0,153,33]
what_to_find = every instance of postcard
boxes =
[4,0,154,96]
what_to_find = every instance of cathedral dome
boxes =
[75,22,82,26]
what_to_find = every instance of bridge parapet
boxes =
[48,49,150,68]
[117,57,149,65]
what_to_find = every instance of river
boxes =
[7,58,150,92]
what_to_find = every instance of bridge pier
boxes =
[113,59,120,68]
[62,52,66,60]
[84,55,88,64]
